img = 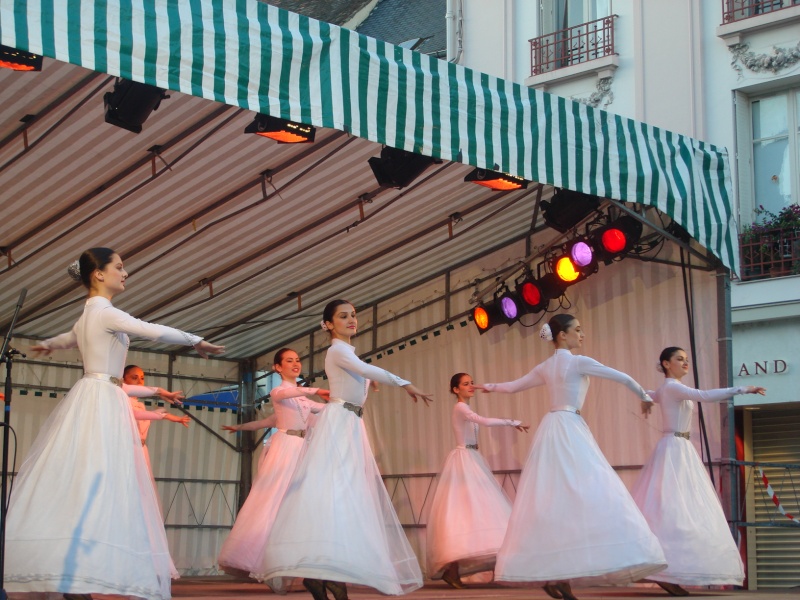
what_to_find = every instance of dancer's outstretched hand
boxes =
[473,384,489,393]
[222,424,242,433]
[641,400,653,418]
[748,386,766,395]
[194,340,225,358]
[158,388,185,405]
[515,424,530,433]
[403,384,433,406]
[315,389,331,401]
[30,344,51,356]
[165,413,192,428]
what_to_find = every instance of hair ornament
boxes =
[67,260,82,282]
[320,320,329,332]
[539,323,553,341]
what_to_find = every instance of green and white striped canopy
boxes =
[0,0,738,272]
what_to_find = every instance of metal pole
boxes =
[236,359,256,511]
[717,267,737,538]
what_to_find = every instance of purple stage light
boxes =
[570,241,594,267]
[500,296,518,320]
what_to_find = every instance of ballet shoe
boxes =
[555,581,579,600]
[302,578,330,600]
[657,581,690,596]
[441,563,464,589]
[324,580,349,600]
[543,583,563,599]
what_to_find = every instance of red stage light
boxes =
[601,228,627,254]
[520,281,541,307]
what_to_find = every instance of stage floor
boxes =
[172,577,799,600]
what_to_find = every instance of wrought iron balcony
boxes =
[722,0,800,24]
[739,226,800,280]
[529,15,617,77]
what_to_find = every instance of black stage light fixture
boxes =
[540,188,601,233]
[0,44,43,71]
[104,78,168,134]
[590,215,644,263]
[244,113,315,143]
[465,168,529,191]
[494,287,523,325]
[472,302,503,335]
[368,146,437,189]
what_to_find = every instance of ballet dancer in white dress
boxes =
[256,299,432,600]
[477,314,666,600]
[5,247,224,600]
[218,348,329,577]
[632,346,764,596]
[427,372,528,588]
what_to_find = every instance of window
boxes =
[541,0,611,35]
[750,90,798,219]
[530,0,615,76]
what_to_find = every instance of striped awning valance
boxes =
[0,0,738,271]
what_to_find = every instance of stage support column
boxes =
[237,358,256,511]
[716,267,737,537]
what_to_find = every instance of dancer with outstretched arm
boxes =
[5,248,223,600]
[632,346,763,596]
[477,314,666,600]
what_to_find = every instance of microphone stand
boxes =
[0,288,27,600]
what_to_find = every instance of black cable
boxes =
[680,248,715,484]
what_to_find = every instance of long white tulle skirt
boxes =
[495,411,667,586]
[218,431,304,576]
[5,377,177,600]
[254,402,423,595]
[426,447,512,579]
[632,435,744,586]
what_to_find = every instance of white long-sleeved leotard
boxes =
[453,402,520,447]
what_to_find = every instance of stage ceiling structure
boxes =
[0,0,738,360]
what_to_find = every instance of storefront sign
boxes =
[737,359,788,377]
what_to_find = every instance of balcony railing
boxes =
[529,15,617,77]
[739,226,800,280]
[722,0,800,24]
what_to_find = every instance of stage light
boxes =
[465,168,529,191]
[495,288,523,324]
[540,188,601,233]
[244,113,315,143]
[0,45,43,71]
[368,147,437,189]
[553,241,597,286]
[472,302,503,335]
[591,215,643,263]
[104,78,168,134]
[555,255,581,283]
[569,239,595,268]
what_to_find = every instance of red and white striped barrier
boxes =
[757,467,800,524]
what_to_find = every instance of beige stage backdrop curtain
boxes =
[267,240,725,573]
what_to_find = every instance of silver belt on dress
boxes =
[329,398,365,418]
[672,431,690,439]
[342,402,364,418]
[551,405,581,416]
[83,372,123,387]
[466,443,479,450]
[281,429,306,438]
